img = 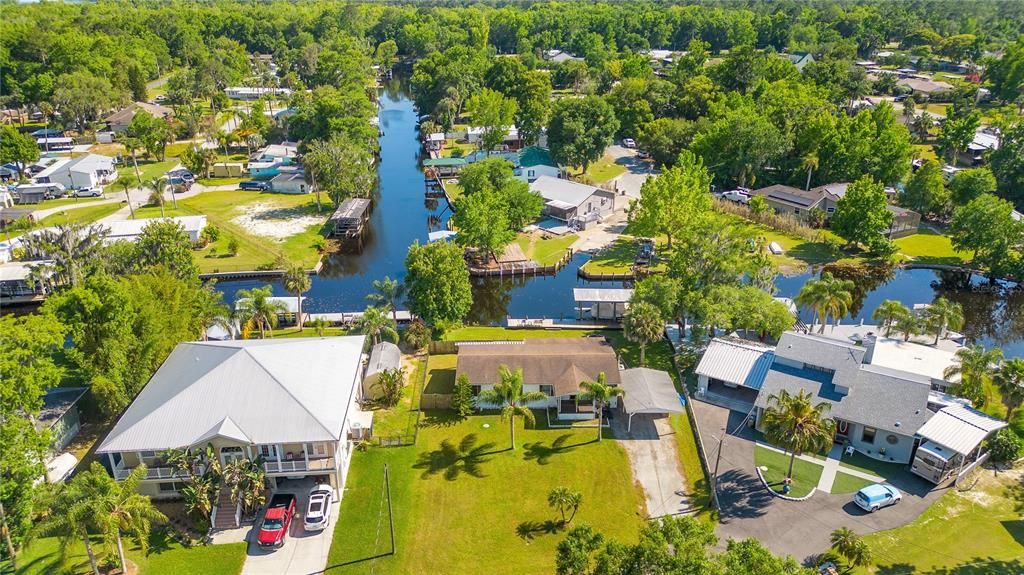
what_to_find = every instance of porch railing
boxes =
[113,465,182,481]
[265,457,335,474]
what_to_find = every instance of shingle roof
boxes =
[97,337,366,453]
[752,184,824,209]
[695,337,775,390]
[916,404,1007,455]
[455,338,620,396]
[37,387,88,430]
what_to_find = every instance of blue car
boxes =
[239,180,270,191]
[854,484,902,512]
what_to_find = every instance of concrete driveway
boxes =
[690,400,949,563]
[604,144,656,200]
[613,414,693,519]
[241,480,340,575]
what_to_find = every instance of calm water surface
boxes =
[216,80,1024,358]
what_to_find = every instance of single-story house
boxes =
[30,128,63,139]
[786,52,815,71]
[249,143,299,178]
[105,215,207,243]
[456,338,622,420]
[0,260,50,302]
[103,102,173,133]
[897,77,953,96]
[270,171,309,194]
[515,146,561,183]
[467,125,523,151]
[964,129,1000,165]
[34,154,117,189]
[225,86,292,100]
[38,387,89,452]
[95,337,369,505]
[362,342,402,400]
[529,176,615,225]
[543,49,583,63]
[751,182,920,238]
[14,183,64,204]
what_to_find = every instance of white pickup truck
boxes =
[721,189,751,204]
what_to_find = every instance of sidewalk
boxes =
[755,442,885,493]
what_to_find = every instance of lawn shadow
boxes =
[419,410,462,429]
[424,367,455,394]
[715,468,773,521]
[515,519,564,541]
[522,433,584,465]
[786,241,841,264]
[412,433,497,481]
[919,557,1024,574]
[873,563,918,575]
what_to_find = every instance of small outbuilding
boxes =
[619,368,685,431]
[363,342,402,400]
[38,387,89,452]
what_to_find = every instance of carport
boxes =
[619,367,684,431]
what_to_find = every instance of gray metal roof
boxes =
[572,288,633,303]
[530,176,609,208]
[916,404,1007,455]
[620,368,684,415]
[695,337,775,390]
[366,342,401,377]
[97,337,366,453]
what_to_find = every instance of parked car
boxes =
[721,189,751,204]
[304,484,333,531]
[622,138,637,148]
[893,94,909,102]
[854,484,902,512]
[239,180,270,191]
[168,169,195,184]
[635,238,655,265]
[257,493,296,548]
[154,95,167,103]
[74,186,103,198]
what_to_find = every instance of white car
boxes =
[622,138,637,148]
[74,187,103,198]
[721,189,750,204]
[854,484,902,512]
[303,484,333,531]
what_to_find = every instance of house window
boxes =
[471,385,481,396]
[140,451,157,465]
[862,426,877,444]
[794,208,801,215]
[258,445,277,459]
[528,170,535,178]
[158,482,180,493]
[539,385,555,396]
[826,207,835,213]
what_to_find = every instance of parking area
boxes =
[690,400,949,563]
[241,477,340,575]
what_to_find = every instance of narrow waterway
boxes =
[215,79,1023,358]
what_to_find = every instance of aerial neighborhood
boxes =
[3,2,1024,575]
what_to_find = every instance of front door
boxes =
[220,446,245,467]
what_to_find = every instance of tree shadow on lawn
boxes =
[419,410,463,429]
[245,203,319,220]
[515,519,565,541]
[412,433,499,481]
[875,558,1024,575]
[521,433,587,465]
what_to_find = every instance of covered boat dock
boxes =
[329,198,372,238]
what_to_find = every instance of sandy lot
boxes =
[232,202,323,240]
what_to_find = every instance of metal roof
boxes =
[96,337,366,453]
[530,176,609,208]
[695,337,775,390]
[915,404,1007,456]
[620,368,684,415]
[572,288,633,303]
[366,342,401,377]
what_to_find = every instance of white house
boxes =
[105,215,208,243]
[225,86,292,100]
[529,176,616,226]
[95,337,369,503]
[34,154,116,189]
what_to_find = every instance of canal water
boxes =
[215,79,1024,358]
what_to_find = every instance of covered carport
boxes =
[619,367,684,431]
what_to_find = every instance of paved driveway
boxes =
[242,480,340,575]
[613,414,692,519]
[690,400,949,563]
[604,144,656,200]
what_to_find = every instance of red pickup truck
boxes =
[257,493,296,549]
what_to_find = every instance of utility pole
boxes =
[710,431,725,511]
[384,464,395,555]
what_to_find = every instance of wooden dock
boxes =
[506,317,623,330]
[328,198,372,239]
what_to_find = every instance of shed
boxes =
[270,171,309,194]
[212,162,244,178]
[619,368,684,431]
[37,387,88,452]
[363,342,402,400]
[329,198,372,238]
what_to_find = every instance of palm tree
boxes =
[20,223,110,288]
[180,474,217,523]
[367,276,406,323]
[114,174,137,219]
[795,275,828,329]
[547,487,583,525]
[816,272,855,333]
[924,298,964,345]
[762,389,836,482]
[74,462,167,575]
[121,136,144,185]
[624,302,664,366]
[308,316,330,336]
[802,151,819,191]
[994,358,1024,422]
[222,458,267,520]
[577,372,624,442]
[944,345,1003,407]
[830,527,872,570]
[871,300,910,338]
[282,266,311,330]
[36,480,102,575]
[478,365,547,450]
[235,285,288,338]
[893,312,922,342]
[357,305,399,344]
[144,176,170,217]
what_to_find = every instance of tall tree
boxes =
[923,297,964,345]
[948,194,1023,276]
[795,272,854,333]
[356,305,399,345]
[133,219,200,280]
[871,299,911,338]
[547,96,619,174]
[944,346,1003,407]
[477,366,547,450]
[830,527,872,570]
[36,479,102,575]
[628,150,712,249]
[937,110,981,166]
[830,176,893,251]
[948,167,997,206]
[282,266,311,330]
[367,276,406,323]
[453,189,515,262]
[19,223,110,288]
[623,302,664,367]
[994,358,1024,423]
[547,487,583,525]
[465,88,517,151]
[404,241,473,329]
[902,160,950,218]
[304,136,377,206]
[762,389,835,482]
[577,372,624,442]
[0,125,40,179]
[235,285,288,339]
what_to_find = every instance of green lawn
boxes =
[197,177,246,187]
[913,143,939,162]
[838,450,909,479]
[35,196,106,209]
[423,353,457,394]
[371,355,426,440]
[830,471,875,495]
[117,159,180,183]
[857,465,1024,574]
[37,203,123,227]
[324,413,645,575]
[515,233,576,266]
[271,326,351,338]
[441,139,476,158]
[9,530,246,575]
[570,156,626,184]
[754,446,824,498]
[895,227,969,266]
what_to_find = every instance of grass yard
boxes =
[37,203,122,227]
[442,139,476,158]
[371,354,427,439]
[8,530,246,575]
[913,143,939,162]
[838,450,907,479]
[830,471,875,495]
[515,232,576,266]
[271,326,351,338]
[423,353,457,394]
[444,326,600,341]
[197,177,245,187]
[857,465,1024,574]
[895,227,969,266]
[754,446,824,498]
[442,180,464,201]
[581,236,670,275]
[33,196,106,209]
[117,159,180,183]
[324,412,645,575]
[569,156,627,184]
[87,142,127,156]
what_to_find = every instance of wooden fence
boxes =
[420,394,453,410]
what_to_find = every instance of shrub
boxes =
[312,236,328,253]
[403,319,431,350]
[452,373,475,418]
[374,367,406,408]
[227,236,240,256]
[200,224,221,245]
[987,429,1022,463]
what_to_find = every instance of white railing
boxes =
[113,464,199,481]
[265,457,334,474]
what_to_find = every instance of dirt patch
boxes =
[231,202,322,240]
